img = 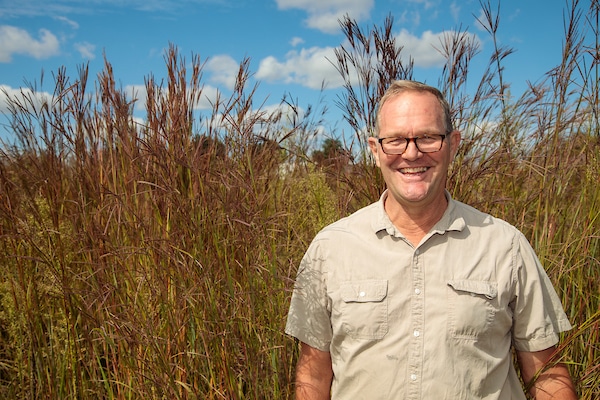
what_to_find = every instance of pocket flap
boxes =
[447,280,497,299]
[341,280,388,302]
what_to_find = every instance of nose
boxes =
[401,138,422,160]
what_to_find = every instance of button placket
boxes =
[407,248,424,399]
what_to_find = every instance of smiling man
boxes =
[285,80,577,399]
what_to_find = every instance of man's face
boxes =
[368,91,461,211]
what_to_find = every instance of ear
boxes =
[368,137,381,167]
[449,130,461,159]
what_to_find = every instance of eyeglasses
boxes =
[377,133,449,155]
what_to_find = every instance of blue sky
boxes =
[0,0,583,142]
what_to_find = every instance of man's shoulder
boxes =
[317,201,380,237]
[451,198,521,237]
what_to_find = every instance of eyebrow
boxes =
[381,131,445,138]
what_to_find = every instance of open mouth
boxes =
[399,167,429,174]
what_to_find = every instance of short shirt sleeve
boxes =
[285,238,332,352]
[511,232,572,352]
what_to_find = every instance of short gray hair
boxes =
[375,80,453,135]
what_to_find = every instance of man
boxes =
[285,80,577,399]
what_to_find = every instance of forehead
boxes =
[379,91,445,133]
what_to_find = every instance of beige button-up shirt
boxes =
[285,191,572,399]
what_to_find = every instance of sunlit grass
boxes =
[0,1,598,398]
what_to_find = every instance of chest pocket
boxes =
[340,280,388,340]
[447,280,498,340]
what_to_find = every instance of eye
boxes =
[387,138,405,145]
[419,136,436,142]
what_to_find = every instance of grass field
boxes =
[0,1,598,398]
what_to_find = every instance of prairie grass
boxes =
[0,1,599,398]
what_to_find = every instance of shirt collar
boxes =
[372,190,466,238]
[372,190,397,236]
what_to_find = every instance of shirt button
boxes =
[413,330,420,337]
[410,374,417,381]
[414,288,421,295]
[359,291,366,297]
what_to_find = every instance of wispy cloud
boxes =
[398,9,421,27]
[0,25,60,62]
[405,0,440,11]
[74,41,95,59]
[450,2,461,22]
[54,15,79,29]
[0,0,228,17]
[290,37,305,47]
[0,1,84,17]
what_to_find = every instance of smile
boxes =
[399,167,429,174]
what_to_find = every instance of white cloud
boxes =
[205,54,240,91]
[261,102,307,127]
[395,29,447,68]
[0,25,60,63]
[0,85,15,114]
[290,36,305,47]
[255,28,456,90]
[275,0,374,34]
[256,46,341,89]
[74,42,96,59]
[125,84,147,112]
[254,27,459,90]
[197,85,220,110]
[0,84,52,114]
[256,56,289,83]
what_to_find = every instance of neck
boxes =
[384,193,448,246]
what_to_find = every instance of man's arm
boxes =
[295,342,333,400]
[517,346,577,399]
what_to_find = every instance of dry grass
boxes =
[0,1,598,398]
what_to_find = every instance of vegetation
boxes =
[0,0,598,398]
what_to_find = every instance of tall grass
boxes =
[0,46,328,398]
[0,1,598,399]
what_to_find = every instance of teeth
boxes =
[400,167,428,173]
